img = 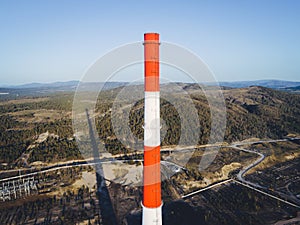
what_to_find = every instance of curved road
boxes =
[230,139,300,208]
[230,139,290,188]
[231,144,265,188]
[182,138,300,209]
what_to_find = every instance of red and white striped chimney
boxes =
[142,33,162,225]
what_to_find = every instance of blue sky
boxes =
[0,0,299,85]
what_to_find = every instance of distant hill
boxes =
[185,85,300,141]
[1,79,300,101]
[0,81,128,100]
[2,79,300,90]
[11,80,79,89]
[282,85,300,93]
[218,80,300,89]
[95,84,300,147]
[3,81,127,90]
[220,85,300,140]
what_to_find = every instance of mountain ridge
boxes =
[2,79,300,90]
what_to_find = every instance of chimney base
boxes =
[142,202,163,225]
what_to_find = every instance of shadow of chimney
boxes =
[86,108,117,225]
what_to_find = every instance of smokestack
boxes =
[142,33,162,225]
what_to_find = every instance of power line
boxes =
[233,179,300,209]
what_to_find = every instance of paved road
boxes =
[231,145,265,188]
[230,139,290,188]
[0,159,183,183]
[230,138,300,208]
[2,137,299,203]
[181,138,300,209]
[0,141,225,182]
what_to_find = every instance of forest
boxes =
[0,84,299,168]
